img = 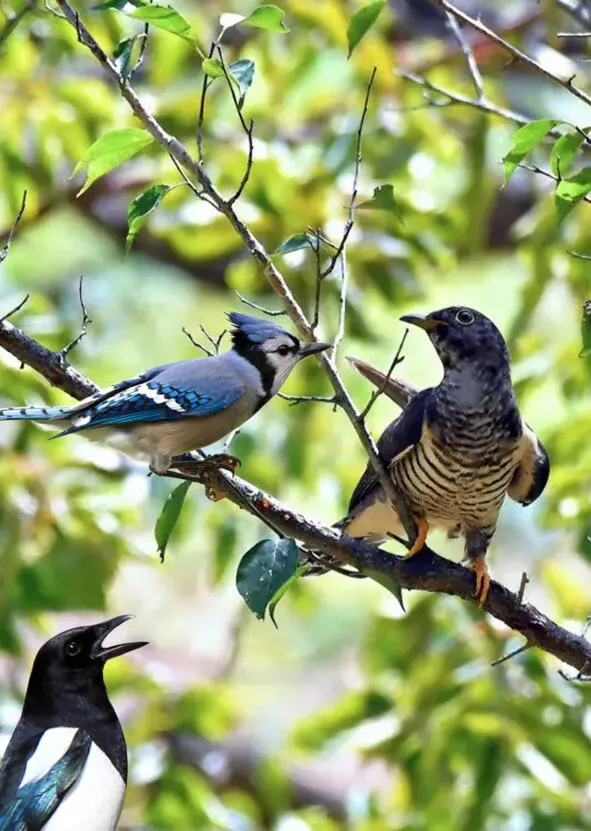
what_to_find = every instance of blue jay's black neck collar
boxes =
[18,616,147,782]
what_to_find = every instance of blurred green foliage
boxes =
[1,0,591,828]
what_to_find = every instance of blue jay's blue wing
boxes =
[0,731,91,831]
[53,359,246,436]
[348,388,433,513]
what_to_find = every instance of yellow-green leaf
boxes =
[129,4,194,41]
[243,4,289,33]
[155,481,191,562]
[347,1,385,57]
[75,129,154,196]
[502,119,559,183]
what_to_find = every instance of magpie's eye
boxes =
[277,345,290,356]
[65,641,81,657]
[455,309,475,326]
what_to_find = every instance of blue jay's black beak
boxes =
[400,313,447,332]
[90,615,148,662]
[298,341,331,357]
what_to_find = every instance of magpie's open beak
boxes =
[90,615,148,662]
[298,341,331,357]
[400,313,447,331]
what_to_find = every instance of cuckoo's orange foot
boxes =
[471,555,490,607]
[405,516,429,558]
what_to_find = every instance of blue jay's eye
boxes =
[65,641,81,657]
[277,345,290,356]
[455,309,474,326]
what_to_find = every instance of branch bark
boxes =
[1,318,590,675]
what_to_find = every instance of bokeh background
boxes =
[1,0,591,828]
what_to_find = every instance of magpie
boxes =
[0,615,147,830]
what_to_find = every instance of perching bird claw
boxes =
[172,452,241,475]
[405,516,429,558]
[471,555,490,607]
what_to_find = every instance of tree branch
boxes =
[0,319,590,674]
[0,0,37,50]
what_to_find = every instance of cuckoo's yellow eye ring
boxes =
[455,309,474,326]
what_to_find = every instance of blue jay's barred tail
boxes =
[0,403,74,421]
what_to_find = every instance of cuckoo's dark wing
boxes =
[348,388,433,513]
[508,421,550,505]
[0,730,91,831]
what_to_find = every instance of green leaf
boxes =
[243,4,289,33]
[273,232,315,255]
[236,538,299,620]
[580,301,591,358]
[129,4,194,41]
[202,58,225,78]
[358,184,403,219]
[75,128,154,196]
[554,166,591,224]
[268,563,305,628]
[230,59,255,99]
[126,184,170,251]
[113,37,137,80]
[155,481,191,562]
[347,1,385,58]
[93,0,145,9]
[550,131,584,177]
[502,119,558,183]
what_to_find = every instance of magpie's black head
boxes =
[23,616,147,723]
[400,307,510,373]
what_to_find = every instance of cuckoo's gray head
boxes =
[228,312,330,395]
[400,307,510,374]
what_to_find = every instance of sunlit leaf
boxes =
[74,129,154,195]
[358,184,403,219]
[273,232,315,255]
[550,131,584,177]
[243,4,289,33]
[502,119,559,183]
[155,481,191,562]
[126,184,170,251]
[554,166,591,224]
[236,538,299,619]
[202,58,225,78]
[347,1,385,58]
[129,4,194,40]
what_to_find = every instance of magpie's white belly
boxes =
[22,728,125,831]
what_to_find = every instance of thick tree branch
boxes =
[0,319,590,674]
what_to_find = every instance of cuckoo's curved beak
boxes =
[400,314,447,331]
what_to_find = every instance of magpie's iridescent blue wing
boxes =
[53,359,245,436]
[0,731,91,831]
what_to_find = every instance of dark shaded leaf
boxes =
[358,184,403,219]
[127,184,170,251]
[347,1,385,57]
[363,567,405,610]
[230,59,255,99]
[581,301,591,358]
[273,232,315,255]
[155,481,191,562]
[236,538,299,619]
[268,563,305,628]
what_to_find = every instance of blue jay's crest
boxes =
[228,313,295,346]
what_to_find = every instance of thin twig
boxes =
[517,571,530,604]
[358,329,408,421]
[60,276,92,361]
[557,31,591,37]
[444,9,485,101]
[182,326,213,356]
[0,0,37,50]
[395,69,530,126]
[1,294,30,324]
[0,190,27,264]
[432,0,591,108]
[311,230,323,330]
[491,641,532,667]
[235,291,286,317]
[568,250,591,260]
[215,46,255,205]
[278,392,338,407]
[321,68,377,282]
[199,324,225,355]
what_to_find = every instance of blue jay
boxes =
[0,615,147,831]
[0,313,330,475]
